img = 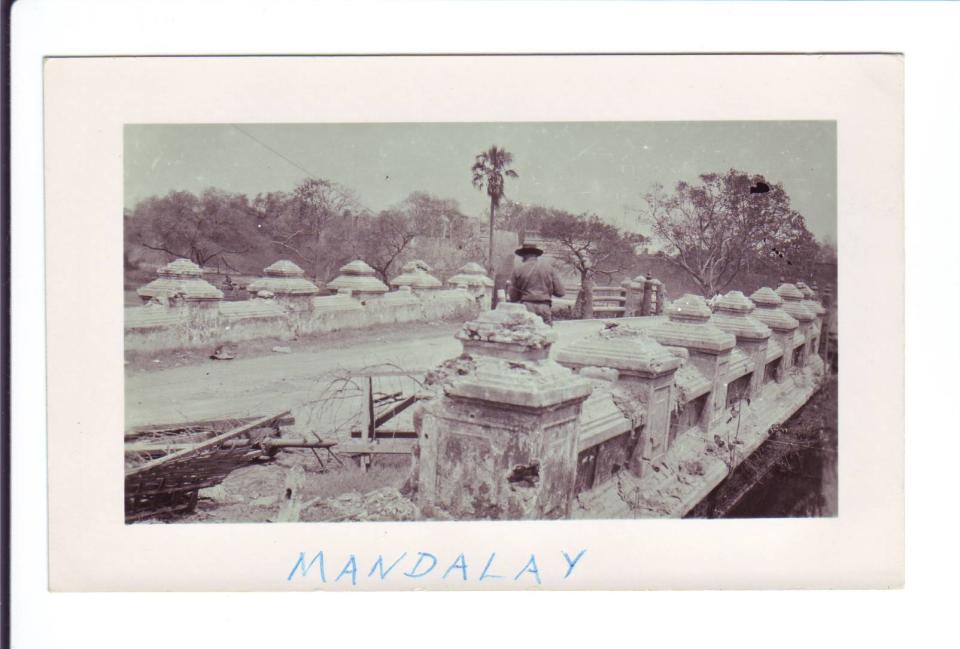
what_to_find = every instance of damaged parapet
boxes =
[556,322,682,477]
[776,283,816,365]
[646,294,736,431]
[413,302,593,520]
[326,260,389,301]
[796,281,827,353]
[447,262,495,309]
[136,258,224,307]
[245,260,319,310]
[748,287,799,382]
[709,290,771,398]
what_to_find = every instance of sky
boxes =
[124,121,837,243]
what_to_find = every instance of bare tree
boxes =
[270,178,360,282]
[539,211,645,319]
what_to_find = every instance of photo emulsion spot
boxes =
[122,121,838,524]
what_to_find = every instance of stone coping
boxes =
[443,357,593,410]
[246,275,320,296]
[390,268,442,289]
[555,322,682,378]
[455,302,558,354]
[749,286,783,307]
[647,317,736,355]
[327,274,389,294]
[710,291,771,341]
[262,259,307,277]
[666,294,712,323]
[775,282,806,302]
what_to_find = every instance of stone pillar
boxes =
[447,262,495,310]
[414,302,593,520]
[653,280,667,315]
[641,278,654,316]
[136,258,223,327]
[622,275,646,317]
[646,294,736,432]
[555,322,682,477]
[748,287,799,382]
[326,260,389,302]
[796,281,826,355]
[776,283,816,366]
[709,291,772,398]
[245,260,319,312]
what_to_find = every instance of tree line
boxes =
[125,144,834,311]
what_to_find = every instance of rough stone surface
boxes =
[414,302,592,520]
[302,487,421,522]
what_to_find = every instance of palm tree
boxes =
[471,146,518,286]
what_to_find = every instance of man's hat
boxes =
[514,244,544,257]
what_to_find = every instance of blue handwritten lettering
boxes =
[561,549,587,579]
[442,553,469,581]
[479,553,503,581]
[403,552,438,579]
[287,551,325,582]
[368,553,407,581]
[336,555,359,586]
[513,555,541,585]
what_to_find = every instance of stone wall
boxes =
[125,259,489,354]
[410,282,829,520]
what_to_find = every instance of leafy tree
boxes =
[538,210,646,319]
[471,146,519,285]
[644,170,818,296]
[126,189,262,270]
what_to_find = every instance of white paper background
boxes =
[11,0,958,647]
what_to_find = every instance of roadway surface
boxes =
[124,317,636,430]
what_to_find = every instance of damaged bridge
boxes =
[409,282,828,520]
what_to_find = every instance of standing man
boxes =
[508,243,565,325]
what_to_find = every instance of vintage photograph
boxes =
[123,121,838,524]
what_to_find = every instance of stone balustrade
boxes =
[412,282,829,520]
[125,258,483,354]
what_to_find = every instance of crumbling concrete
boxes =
[412,303,593,520]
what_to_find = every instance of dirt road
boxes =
[125,318,615,429]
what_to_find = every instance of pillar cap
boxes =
[749,287,799,332]
[775,284,815,322]
[749,286,783,307]
[456,302,557,356]
[710,290,771,341]
[136,258,224,302]
[666,293,713,323]
[648,294,736,354]
[448,262,495,288]
[247,259,320,296]
[390,266,442,289]
[327,260,389,294]
[556,322,682,378]
[445,303,591,409]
